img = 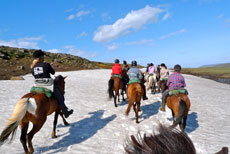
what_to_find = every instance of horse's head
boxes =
[54,75,67,95]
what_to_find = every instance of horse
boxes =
[158,79,168,93]
[166,93,190,132]
[124,124,228,154]
[124,123,196,154]
[125,82,143,123]
[0,75,69,154]
[108,75,124,107]
[147,73,157,94]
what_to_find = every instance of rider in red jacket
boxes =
[111,59,122,76]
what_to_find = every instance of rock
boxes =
[17,66,25,70]
[10,76,25,80]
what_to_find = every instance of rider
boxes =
[158,63,169,90]
[111,59,122,77]
[31,50,73,118]
[122,60,129,71]
[127,60,148,100]
[147,63,155,90]
[122,60,129,91]
[160,64,187,112]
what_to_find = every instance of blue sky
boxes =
[0,0,230,67]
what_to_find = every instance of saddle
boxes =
[128,79,141,84]
[30,86,53,98]
[111,74,122,79]
[169,89,187,96]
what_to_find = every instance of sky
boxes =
[0,0,230,67]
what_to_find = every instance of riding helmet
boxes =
[131,60,137,66]
[33,50,45,59]
[114,59,120,63]
[123,60,127,65]
[174,64,182,72]
[161,63,166,67]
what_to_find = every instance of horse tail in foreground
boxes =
[170,99,187,129]
[0,98,30,145]
[108,79,114,99]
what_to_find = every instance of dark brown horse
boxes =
[124,124,196,154]
[124,124,229,154]
[166,93,190,132]
[0,75,69,154]
[125,83,143,123]
[108,76,124,107]
[158,79,168,93]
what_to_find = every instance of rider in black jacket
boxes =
[31,50,73,118]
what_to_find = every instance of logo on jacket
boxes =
[34,67,44,75]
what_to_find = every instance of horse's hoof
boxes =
[52,135,57,138]
[160,108,165,112]
[64,122,69,126]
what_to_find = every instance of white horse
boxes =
[146,73,157,94]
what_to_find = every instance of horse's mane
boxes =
[124,124,196,154]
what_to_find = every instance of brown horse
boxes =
[158,79,168,93]
[125,83,143,123]
[0,75,69,154]
[108,76,124,107]
[166,93,190,132]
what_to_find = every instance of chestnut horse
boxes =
[167,93,190,132]
[108,76,124,107]
[0,75,69,154]
[125,83,143,123]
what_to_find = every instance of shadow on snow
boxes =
[35,110,116,154]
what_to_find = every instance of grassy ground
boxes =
[182,67,230,79]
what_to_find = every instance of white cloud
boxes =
[77,32,88,38]
[162,13,171,21]
[77,10,90,17]
[108,44,118,51]
[0,36,43,49]
[93,5,163,43]
[67,10,90,20]
[47,49,61,53]
[63,45,97,58]
[126,39,155,46]
[159,29,186,40]
[67,14,75,20]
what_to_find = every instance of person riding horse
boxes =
[127,60,148,100]
[122,60,129,91]
[31,50,73,118]
[146,63,156,90]
[160,64,188,111]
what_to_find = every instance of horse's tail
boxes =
[170,99,187,129]
[108,78,114,99]
[0,98,29,145]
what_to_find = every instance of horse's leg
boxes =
[52,111,59,138]
[114,92,117,107]
[60,112,69,126]
[27,118,46,154]
[20,121,29,154]
[121,89,125,101]
[135,103,140,123]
